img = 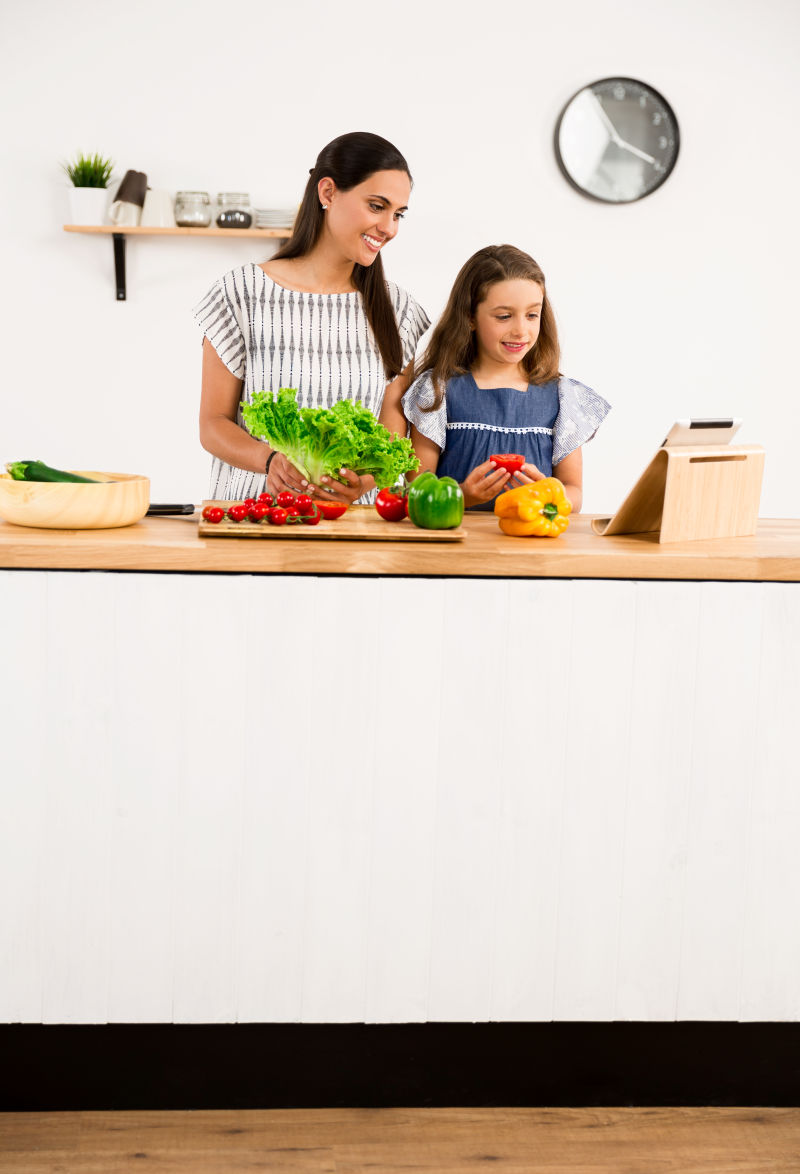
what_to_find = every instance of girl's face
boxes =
[471,279,544,367]
[319,169,411,267]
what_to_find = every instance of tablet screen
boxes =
[661,418,742,447]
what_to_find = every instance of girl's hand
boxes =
[506,461,546,489]
[310,468,375,505]
[268,453,308,496]
[460,460,512,509]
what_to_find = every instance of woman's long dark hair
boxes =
[420,244,561,411]
[272,131,411,381]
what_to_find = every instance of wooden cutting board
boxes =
[198,502,466,542]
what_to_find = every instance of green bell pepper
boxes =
[406,471,464,530]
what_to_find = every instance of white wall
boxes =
[2,0,798,514]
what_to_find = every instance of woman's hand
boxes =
[267,453,308,497]
[309,468,375,505]
[460,460,512,509]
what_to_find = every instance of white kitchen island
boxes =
[1,513,799,1026]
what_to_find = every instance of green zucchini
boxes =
[6,460,99,484]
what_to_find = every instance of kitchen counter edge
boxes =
[1,512,800,581]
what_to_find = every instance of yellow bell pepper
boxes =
[494,477,572,537]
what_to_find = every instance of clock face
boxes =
[555,77,680,203]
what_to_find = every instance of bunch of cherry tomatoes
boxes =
[202,490,348,527]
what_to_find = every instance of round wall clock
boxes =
[555,77,680,203]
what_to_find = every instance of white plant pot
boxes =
[68,187,109,226]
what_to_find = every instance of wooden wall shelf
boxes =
[63,224,291,239]
[63,223,292,299]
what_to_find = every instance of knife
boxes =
[146,503,196,516]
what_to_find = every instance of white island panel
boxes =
[1,570,798,1024]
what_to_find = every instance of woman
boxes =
[195,131,430,503]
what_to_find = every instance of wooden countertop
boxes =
[1,510,799,580]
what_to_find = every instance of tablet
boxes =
[661,418,742,447]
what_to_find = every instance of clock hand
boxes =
[615,139,658,166]
[590,94,624,145]
[590,94,659,165]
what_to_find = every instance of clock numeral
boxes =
[658,135,668,149]
[639,95,647,107]
[652,112,663,126]
[613,84,626,100]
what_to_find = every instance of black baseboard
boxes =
[2,1023,798,1110]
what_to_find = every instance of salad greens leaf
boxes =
[241,388,419,489]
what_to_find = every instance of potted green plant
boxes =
[62,152,114,225]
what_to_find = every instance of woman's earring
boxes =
[321,204,328,210]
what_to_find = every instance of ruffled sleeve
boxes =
[402,369,447,450]
[552,377,611,467]
[193,269,247,379]
[387,282,431,369]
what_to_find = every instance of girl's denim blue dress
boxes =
[403,370,611,512]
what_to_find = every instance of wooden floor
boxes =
[1,1108,799,1173]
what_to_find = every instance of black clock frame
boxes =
[554,76,680,204]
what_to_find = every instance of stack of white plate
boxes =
[254,208,295,229]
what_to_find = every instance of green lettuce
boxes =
[241,388,419,489]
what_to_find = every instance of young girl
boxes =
[400,244,610,511]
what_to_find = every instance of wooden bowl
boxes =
[0,471,150,529]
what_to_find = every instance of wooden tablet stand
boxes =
[592,444,765,543]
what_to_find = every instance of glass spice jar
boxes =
[174,191,212,227]
[215,192,253,229]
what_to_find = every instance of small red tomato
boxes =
[375,487,408,522]
[316,500,348,520]
[243,497,256,508]
[201,505,218,521]
[276,491,296,508]
[302,503,322,526]
[490,453,525,475]
[295,493,315,516]
[257,492,274,507]
[247,503,268,522]
[204,507,225,524]
[227,504,248,522]
[286,505,304,522]
[267,506,288,526]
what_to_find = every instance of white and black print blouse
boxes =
[194,263,430,500]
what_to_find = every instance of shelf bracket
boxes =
[112,233,126,301]
[62,225,293,299]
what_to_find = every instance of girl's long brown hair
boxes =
[420,244,561,411]
[272,131,411,381]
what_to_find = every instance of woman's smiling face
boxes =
[319,169,411,266]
